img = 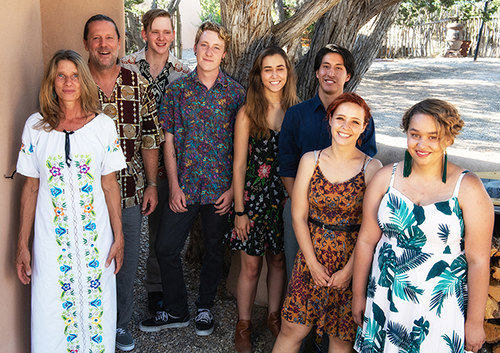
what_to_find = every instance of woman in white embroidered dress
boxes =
[15,50,126,353]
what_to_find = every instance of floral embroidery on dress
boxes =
[75,154,105,352]
[108,138,121,153]
[20,142,34,155]
[48,154,105,353]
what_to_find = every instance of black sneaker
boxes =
[148,291,165,314]
[195,309,214,336]
[139,311,190,332]
[116,327,135,351]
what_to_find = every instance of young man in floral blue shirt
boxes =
[139,21,245,336]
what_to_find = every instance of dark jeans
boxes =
[155,203,228,317]
[144,176,169,293]
[283,198,299,282]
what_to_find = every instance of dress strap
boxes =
[314,150,323,165]
[389,163,398,187]
[452,170,469,198]
[362,155,373,173]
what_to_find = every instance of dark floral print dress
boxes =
[228,129,288,256]
[354,164,469,353]
[281,151,368,340]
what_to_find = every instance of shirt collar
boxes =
[136,47,178,68]
[190,68,228,89]
[311,92,326,113]
[134,47,147,63]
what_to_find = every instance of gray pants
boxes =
[117,205,142,329]
[144,177,168,292]
[283,198,299,282]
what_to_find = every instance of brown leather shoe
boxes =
[267,311,281,338]
[235,319,252,353]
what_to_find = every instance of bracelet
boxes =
[147,181,157,187]
[234,211,246,217]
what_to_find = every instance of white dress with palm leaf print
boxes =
[16,113,126,353]
[355,163,469,353]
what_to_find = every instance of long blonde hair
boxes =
[38,50,100,130]
[246,46,299,139]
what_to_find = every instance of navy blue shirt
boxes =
[279,93,377,178]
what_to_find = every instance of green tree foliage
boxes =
[199,0,221,23]
[398,0,499,26]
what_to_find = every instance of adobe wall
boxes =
[0,1,123,351]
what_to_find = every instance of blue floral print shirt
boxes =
[159,69,245,205]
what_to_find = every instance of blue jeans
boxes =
[155,203,229,317]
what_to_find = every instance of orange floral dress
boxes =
[281,152,367,340]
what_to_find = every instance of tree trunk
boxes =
[220,0,342,87]
[347,3,400,92]
[125,11,145,53]
[274,0,286,23]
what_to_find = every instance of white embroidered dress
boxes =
[17,113,126,353]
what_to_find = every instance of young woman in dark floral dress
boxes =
[228,46,299,353]
[273,93,382,353]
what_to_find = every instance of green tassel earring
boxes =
[403,150,412,178]
[442,151,448,183]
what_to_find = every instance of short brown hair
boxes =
[401,98,464,145]
[194,21,231,52]
[142,9,173,33]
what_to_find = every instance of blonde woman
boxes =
[16,50,126,353]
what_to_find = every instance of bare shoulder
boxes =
[300,151,317,166]
[455,165,493,212]
[294,151,317,187]
[367,162,397,193]
[365,157,383,183]
[235,105,250,126]
[459,169,489,197]
[373,163,396,182]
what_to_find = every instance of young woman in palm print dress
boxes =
[352,99,494,353]
[272,93,382,353]
[228,46,299,352]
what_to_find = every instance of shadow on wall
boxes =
[376,143,500,173]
